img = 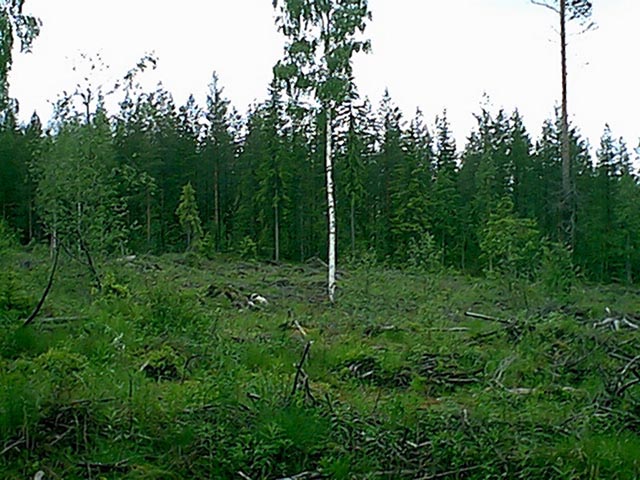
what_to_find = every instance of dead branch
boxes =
[0,438,25,456]
[620,355,640,378]
[78,459,129,472]
[289,341,313,400]
[465,311,511,325]
[426,327,470,332]
[413,464,484,480]
[614,354,640,396]
[293,320,308,336]
[507,387,537,395]
[274,472,323,480]
[23,245,60,327]
[492,355,516,386]
[593,316,639,331]
[530,0,560,14]
[77,229,102,290]
[616,378,640,396]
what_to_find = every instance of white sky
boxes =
[9,0,640,153]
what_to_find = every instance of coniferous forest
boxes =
[1,1,640,479]
[2,61,640,283]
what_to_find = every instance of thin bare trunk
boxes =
[77,228,102,290]
[299,205,304,261]
[560,0,573,247]
[28,196,33,242]
[146,189,151,246]
[214,160,220,250]
[461,232,466,271]
[51,212,57,258]
[350,196,356,258]
[326,107,337,303]
[626,233,632,285]
[274,199,280,262]
[159,189,165,250]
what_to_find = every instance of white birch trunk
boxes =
[325,107,337,303]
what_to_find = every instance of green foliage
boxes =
[1,251,640,478]
[198,231,217,259]
[176,182,203,251]
[141,344,181,380]
[33,109,129,256]
[538,241,576,296]
[0,0,41,116]
[35,347,87,380]
[480,197,541,278]
[0,219,17,251]
[99,271,131,299]
[236,235,258,260]
[0,269,31,318]
[405,230,442,273]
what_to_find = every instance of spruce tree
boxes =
[390,108,434,262]
[176,182,203,250]
[202,73,236,251]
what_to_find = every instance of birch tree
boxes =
[272,0,372,302]
[0,0,40,120]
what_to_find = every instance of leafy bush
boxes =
[143,283,205,335]
[0,219,18,252]
[480,197,541,278]
[99,270,131,299]
[0,271,32,319]
[237,235,258,260]
[538,241,576,297]
[141,344,182,380]
[405,230,442,272]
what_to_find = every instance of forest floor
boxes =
[1,247,639,479]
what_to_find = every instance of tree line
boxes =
[1,0,639,288]
[0,62,639,285]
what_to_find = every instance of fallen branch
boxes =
[293,320,308,337]
[616,378,640,396]
[593,316,639,331]
[492,355,516,386]
[274,472,323,480]
[0,438,25,456]
[593,307,639,330]
[614,354,640,396]
[620,355,640,378]
[507,387,537,395]
[414,464,484,480]
[465,311,511,325]
[78,459,129,472]
[426,327,470,332]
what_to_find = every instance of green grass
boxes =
[0,247,639,479]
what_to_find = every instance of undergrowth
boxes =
[0,249,638,479]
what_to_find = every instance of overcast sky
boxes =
[9,0,640,152]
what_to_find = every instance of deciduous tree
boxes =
[273,0,372,302]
